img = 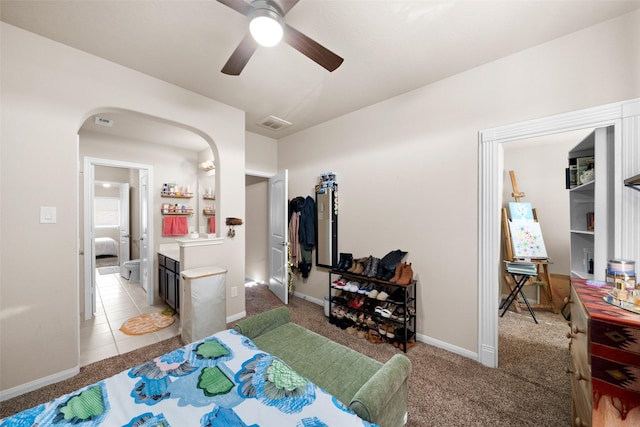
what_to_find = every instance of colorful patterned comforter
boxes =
[1,330,377,427]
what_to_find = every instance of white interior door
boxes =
[83,161,96,320]
[119,183,130,266]
[269,170,289,304]
[139,170,150,294]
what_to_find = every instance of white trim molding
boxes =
[478,98,640,368]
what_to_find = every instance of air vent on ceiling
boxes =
[257,115,292,131]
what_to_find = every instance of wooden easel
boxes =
[502,171,557,313]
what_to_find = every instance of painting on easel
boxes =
[509,202,534,221]
[508,221,548,258]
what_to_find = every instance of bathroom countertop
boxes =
[158,244,180,262]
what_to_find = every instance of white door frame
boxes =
[478,98,639,368]
[83,157,154,320]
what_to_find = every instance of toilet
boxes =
[121,259,141,283]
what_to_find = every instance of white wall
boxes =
[278,10,640,355]
[0,22,245,396]
[246,131,278,175]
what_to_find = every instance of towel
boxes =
[163,216,189,236]
[209,216,216,234]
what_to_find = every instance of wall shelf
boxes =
[161,193,193,198]
[161,210,193,215]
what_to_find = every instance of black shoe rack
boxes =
[328,269,417,352]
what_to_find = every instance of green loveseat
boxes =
[234,307,411,427]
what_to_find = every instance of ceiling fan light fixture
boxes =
[249,5,284,47]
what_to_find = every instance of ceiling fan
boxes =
[217,0,344,75]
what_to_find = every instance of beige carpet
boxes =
[0,284,570,426]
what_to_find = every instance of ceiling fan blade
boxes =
[217,0,254,16]
[221,33,259,75]
[284,24,344,72]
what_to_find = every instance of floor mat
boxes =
[120,312,175,335]
[97,266,120,275]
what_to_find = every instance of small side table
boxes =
[500,272,538,324]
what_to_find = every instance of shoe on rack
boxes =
[367,257,380,278]
[395,263,414,286]
[332,277,346,289]
[387,288,406,305]
[368,289,379,299]
[336,253,353,271]
[376,289,389,301]
[361,256,374,276]
[389,262,404,283]
[352,258,366,275]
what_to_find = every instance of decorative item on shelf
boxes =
[161,203,193,215]
[577,156,594,184]
[203,206,216,215]
[586,212,594,230]
[161,183,193,198]
[225,217,243,238]
[315,171,338,215]
[199,160,215,172]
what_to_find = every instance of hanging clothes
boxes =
[289,211,302,268]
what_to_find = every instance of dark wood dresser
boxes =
[568,279,640,426]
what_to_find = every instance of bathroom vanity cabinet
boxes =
[158,253,180,313]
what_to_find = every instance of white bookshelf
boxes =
[567,127,614,281]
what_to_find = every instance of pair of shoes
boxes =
[344,281,360,293]
[390,263,414,286]
[336,253,353,271]
[394,306,407,322]
[386,288,406,304]
[376,289,389,301]
[380,303,396,318]
[349,257,368,274]
[362,256,381,277]
[332,277,346,288]
[368,288,379,299]
[349,296,365,309]
[367,330,384,344]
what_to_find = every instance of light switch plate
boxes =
[40,206,57,224]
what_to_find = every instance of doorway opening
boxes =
[77,109,216,366]
[477,99,636,368]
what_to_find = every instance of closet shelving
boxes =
[567,127,613,281]
[328,269,416,352]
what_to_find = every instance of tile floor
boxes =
[79,270,180,367]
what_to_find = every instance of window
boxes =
[94,197,120,228]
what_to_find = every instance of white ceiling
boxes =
[2,0,640,148]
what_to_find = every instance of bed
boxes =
[0,329,378,427]
[94,237,118,257]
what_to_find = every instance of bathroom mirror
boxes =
[316,187,338,268]
[197,152,216,236]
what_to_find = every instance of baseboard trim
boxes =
[415,333,479,361]
[0,366,79,402]
[226,310,247,324]
[292,291,324,306]
[294,291,479,361]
